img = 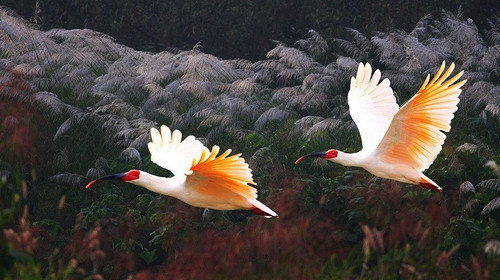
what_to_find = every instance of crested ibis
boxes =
[295,62,466,192]
[86,125,278,218]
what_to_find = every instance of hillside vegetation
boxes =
[1,7,499,279]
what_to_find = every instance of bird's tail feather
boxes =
[419,175,442,192]
[250,200,278,218]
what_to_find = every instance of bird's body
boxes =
[129,170,260,211]
[86,126,278,218]
[329,150,436,186]
[296,62,467,192]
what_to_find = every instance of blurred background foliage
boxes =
[0,1,499,279]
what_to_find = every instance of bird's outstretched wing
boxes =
[375,62,466,171]
[187,145,277,217]
[187,145,258,201]
[147,125,206,177]
[348,63,399,152]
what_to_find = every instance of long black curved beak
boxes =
[85,173,126,189]
[295,152,327,164]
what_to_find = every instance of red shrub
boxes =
[132,176,346,280]
[0,67,41,167]
[3,218,39,254]
[63,217,137,279]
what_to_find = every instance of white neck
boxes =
[327,150,365,167]
[129,171,185,197]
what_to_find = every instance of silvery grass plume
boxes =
[458,179,500,217]
[485,160,500,178]
[484,240,500,257]
[482,197,500,216]
[0,7,499,186]
[296,30,329,62]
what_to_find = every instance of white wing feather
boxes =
[348,63,399,152]
[147,125,206,177]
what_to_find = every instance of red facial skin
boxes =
[324,149,338,159]
[122,170,140,181]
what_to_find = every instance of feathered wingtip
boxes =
[350,62,391,97]
[147,125,206,177]
[417,61,466,95]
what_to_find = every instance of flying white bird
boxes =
[295,62,466,192]
[86,125,278,218]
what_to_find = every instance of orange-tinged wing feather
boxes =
[375,62,467,171]
[187,145,258,202]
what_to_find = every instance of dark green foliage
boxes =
[0,4,499,279]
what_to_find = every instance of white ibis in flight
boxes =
[296,62,466,192]
[86,125,278,218]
